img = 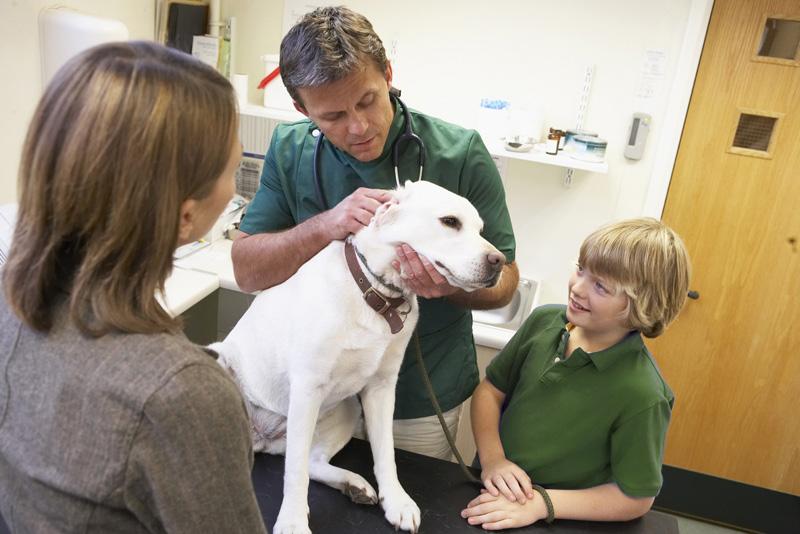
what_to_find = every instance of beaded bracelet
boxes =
[531,484,555,524]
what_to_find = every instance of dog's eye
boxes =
[439,216,462,230]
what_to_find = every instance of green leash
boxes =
[412,330,556,523]
[412,330,482,485]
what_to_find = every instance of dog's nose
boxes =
[487,251,506,271]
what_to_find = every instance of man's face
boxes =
[294,62,395,162]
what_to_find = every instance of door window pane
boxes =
[757,18,800,60]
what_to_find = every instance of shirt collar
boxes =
[586,329,644,371]
[556,311,644,371]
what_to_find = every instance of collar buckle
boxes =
[364,286,391,315]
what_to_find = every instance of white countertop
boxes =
[174,238,241,291]
[160,266,219,317]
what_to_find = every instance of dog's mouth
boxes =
[483,271,501,287]
[434,261,499,290]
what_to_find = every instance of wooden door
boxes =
[647,0,800,495]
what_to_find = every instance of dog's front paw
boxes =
[342,473,378,505]
[381,489,421,533]
[273,508,312,534]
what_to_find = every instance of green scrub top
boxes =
[486,305,674,497]
[240,102,516,419]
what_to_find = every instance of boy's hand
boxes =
[480,457,535,503]
[461,489,546,530]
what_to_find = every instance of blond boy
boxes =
[463,218,691,529]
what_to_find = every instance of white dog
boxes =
[211,180,505,534]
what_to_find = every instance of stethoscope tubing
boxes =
[312,93,425,210]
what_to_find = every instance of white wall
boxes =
[0,0,154,203]
[226,0,699,306]
[220,0,284,110]
[348,0,695,306]
[0,0,705,309]
[0,0,709,464]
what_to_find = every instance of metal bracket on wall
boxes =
[563,168,575,187]
[564,65,595,188]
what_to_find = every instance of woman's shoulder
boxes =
[140,338,241,411]
[51,316,232,411]
[82,331,243,428]
[0,294,19,337]
[110,331,229,391]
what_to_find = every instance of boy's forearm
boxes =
[548,483,654,522]
[471,381,506,464]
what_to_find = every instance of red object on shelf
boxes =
[257,67,281,90]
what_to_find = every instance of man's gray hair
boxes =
[279,6,387,104]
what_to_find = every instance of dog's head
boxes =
[371,180,505,291]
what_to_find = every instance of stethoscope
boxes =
[312,90,472,475]
[312,87,426,209]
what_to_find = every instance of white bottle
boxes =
[545,133,559,155]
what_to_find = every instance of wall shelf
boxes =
[482,137,609,174]
[239,104,608,174]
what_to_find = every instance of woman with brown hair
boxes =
[0,41,266,532]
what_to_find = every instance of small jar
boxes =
[549,128,566,151]
[546,133,559,155]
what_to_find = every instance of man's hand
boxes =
[461,489,546,530]
[321,187,393,241]
[392,244,459,299]
[480,456,535,504]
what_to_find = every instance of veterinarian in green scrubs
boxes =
[233,6,517,459]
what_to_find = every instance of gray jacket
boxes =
[0,297,267,533]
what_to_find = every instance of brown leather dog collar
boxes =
[344,239,408,334]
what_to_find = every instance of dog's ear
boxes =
[393,182,413,201]
[373,198,401,227]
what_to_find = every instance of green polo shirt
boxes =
[486,304,673,497]
[240,103,516,419]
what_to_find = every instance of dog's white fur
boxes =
[212,180,504,534]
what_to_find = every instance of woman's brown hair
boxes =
[3,41,237,336]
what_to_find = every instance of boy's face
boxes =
[567,264,630,335]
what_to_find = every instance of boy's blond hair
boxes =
[578,217,691,338]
